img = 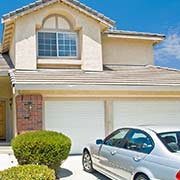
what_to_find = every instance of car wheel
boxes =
[82,150,94,173]
[135,174,149,180]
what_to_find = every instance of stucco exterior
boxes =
[13,2,104,71]
[102,36,154,65]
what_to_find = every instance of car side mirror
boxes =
[96,139,103,145]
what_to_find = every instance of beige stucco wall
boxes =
[102,36,154,65]
[14,2,103,71]
[0,77,12,98]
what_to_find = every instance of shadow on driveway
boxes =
[58,168,73,178]
[91,171,111,180]
[58,168,110,180]
[58,156,111,180]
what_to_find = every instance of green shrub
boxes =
[0,164,55,180]
[11,130,71,169]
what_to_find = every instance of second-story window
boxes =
[38,15,78,58]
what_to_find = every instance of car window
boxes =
[104,129,129,148]
[158,132,180,153]
[123,129,154,154]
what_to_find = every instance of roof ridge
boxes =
[2,0,115,26]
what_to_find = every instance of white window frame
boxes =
[37,30,79,59]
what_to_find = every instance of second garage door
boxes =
[45,101,105,154]
[113,99,180,130]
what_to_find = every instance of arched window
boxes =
[38,15,78,58]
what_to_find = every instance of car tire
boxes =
[82,150,94,173]
[135,174,149,180]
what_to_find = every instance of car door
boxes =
[98,128,130,179]
[111,129,154,180]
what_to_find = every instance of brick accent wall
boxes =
[16,95,43,134]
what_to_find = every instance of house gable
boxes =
[4,1,110,71]
[2,0,115,26]
[1,0,114,55]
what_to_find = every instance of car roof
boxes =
[126,125,180,134]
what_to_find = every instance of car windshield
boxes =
[158,131,180,153]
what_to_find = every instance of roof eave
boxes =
[104,33,165,43]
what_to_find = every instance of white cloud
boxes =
[155,29,180,62]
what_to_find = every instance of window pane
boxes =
[51,33,56,38]
[64,46,70,51]
[71,40,76,45]
[45,51,50,56]
[59,51,65,56]
[158,132,180,153]
[124,130,154,154]
[51,51,57,56]
[71,51,76,56]
[71,46,76,51]
[61,46,65,51]
[38,45,44,50]
[58,33,63,39]
[39,50,44,56]
[51,40,56,44]
[58,33,77,57]
[38,32,57,57]
[64,51,70,56]
[59,40,64,45]
[38,32,77,57]
[104,129,129,148]
[51,45,56,51]
[38,38,44,44]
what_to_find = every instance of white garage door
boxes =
[113,99,180,130]
[45,101,105,154]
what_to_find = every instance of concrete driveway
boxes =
[0,154,18,171]
[57,155,111,180]
[0,154,110,180]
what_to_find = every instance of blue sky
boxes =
[1,0,180,69]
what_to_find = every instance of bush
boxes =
[0,164,56,180]
[11,130,71,169]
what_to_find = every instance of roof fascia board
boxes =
[105,34,165,42]
[61,0,115,27]
[13,84,180,91]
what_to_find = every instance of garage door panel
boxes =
[45,101,105,154]
[113,100,180,130]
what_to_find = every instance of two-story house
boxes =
[1,0,180,154]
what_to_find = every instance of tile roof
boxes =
[2,0,115,27]
[0,53,14,74]
[9,65,180,87]
[104,30,165,39]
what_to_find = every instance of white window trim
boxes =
[37,30,79,59]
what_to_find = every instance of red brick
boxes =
[16,95,43,132]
